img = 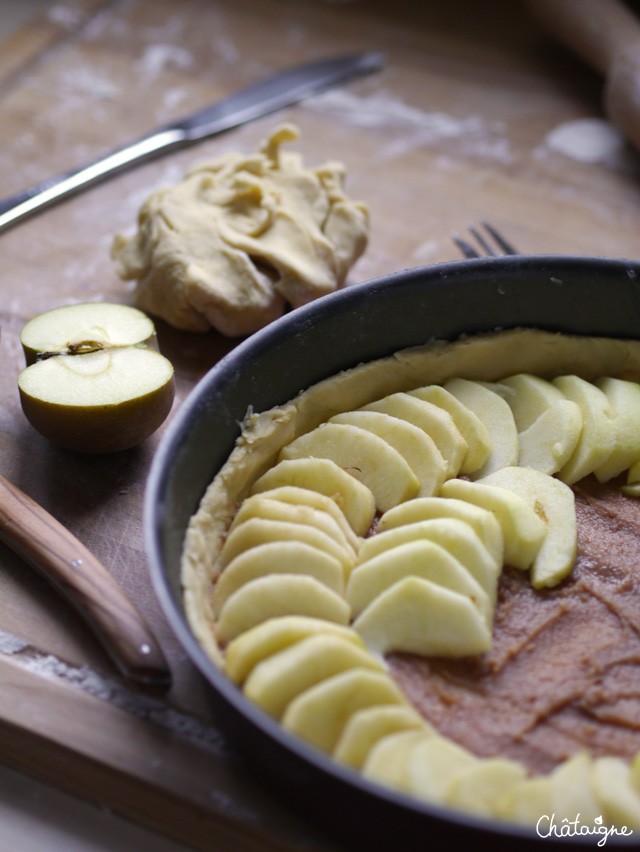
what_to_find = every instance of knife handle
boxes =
[0,473,171,688]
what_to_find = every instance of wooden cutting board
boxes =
[0,0,639,848]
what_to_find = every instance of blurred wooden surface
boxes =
[0,0,639,849]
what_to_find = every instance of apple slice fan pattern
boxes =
[185,349,640,830]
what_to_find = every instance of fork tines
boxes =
[452,222,518,259]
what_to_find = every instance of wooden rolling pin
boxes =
[526,0,640,152]
[0,473,171,688]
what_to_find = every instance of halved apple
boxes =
[345,539,493,625]
[480,466,576,588]
[409,384,491,475]
[352,576,493,656]
[333,704,429,769]
[553,375,615,484]
[330,410,447,497]
[242,633,383,718]
[18,302,174,453]
[280,422,419,512]
[215,574,351,643]
[362,392,467,478]
[377,496,503,565]
[224,615,365,685]
[282,667,406,753]
[444,379,518,477]
[250,457,376,536]
[440,478,546,571]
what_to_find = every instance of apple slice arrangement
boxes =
[17,302,175,453]
[210,372,640,828]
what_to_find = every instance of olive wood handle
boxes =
[526,0,640,152]
[0,473,171,688]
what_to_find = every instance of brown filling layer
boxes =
[387,476,640,776]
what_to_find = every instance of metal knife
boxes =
[0,52,383,234]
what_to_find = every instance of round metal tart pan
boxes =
[146,255,640,851]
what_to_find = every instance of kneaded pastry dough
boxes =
[111,124,369,336]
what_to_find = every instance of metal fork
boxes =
[452,222,518,258]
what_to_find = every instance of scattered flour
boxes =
[136,44,194,77]
[46,4,85,30]
[542,117,637,170]
[412,239,440,262]
[306,89,512,163]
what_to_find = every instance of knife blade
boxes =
[0,52,383,235]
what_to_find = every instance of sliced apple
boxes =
[224,615,365,685]
[440,478,546,571]
[632,751,640,792]
[282,667,406,753]
[496,776,552,825]
[212,541,345,617]
[595,377,640,481]
[333,704,429,769]
[517,399,582,475]
[279,422,419,512]
[481,466,577,588]
[444,378,518,477]
[228,494,357,560]
[553,375,615,484]
[591,756,640,829]
[624,459,640,496]
[408,736,478,805]
[358,517,500,602]
[363,392,467,478]
[250,456,376,536]
[377,496,503,565]
[346,540,493,625]
[496,373,564,431]
[242,633,383,718]
[18,302,174,453]
[330,410,447,497]
[352,576,493,656]
[362,728,435,792]
[409,384,491,475]
[215,574,351,644]
[549,752,600,824]
[445,757,527,818]
[253,485,361,552]
[217,517,354,575]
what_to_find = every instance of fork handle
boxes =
[526,0,640,152]
[0,473,171,688]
